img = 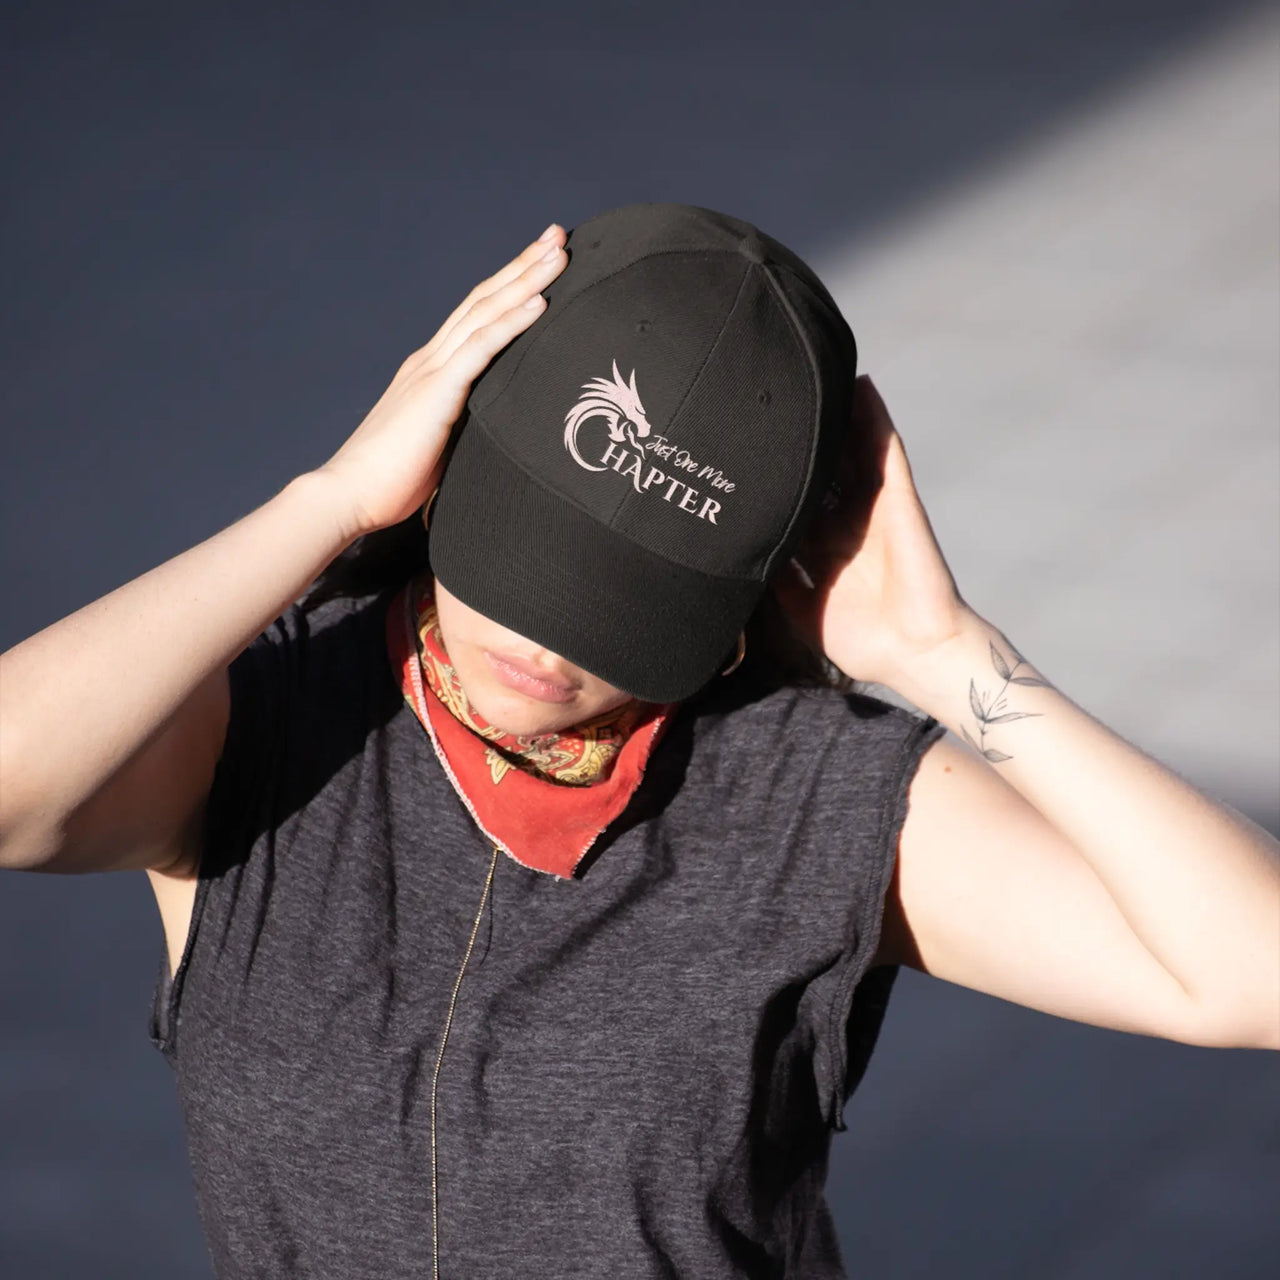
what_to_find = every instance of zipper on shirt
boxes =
[431,839,499,1280]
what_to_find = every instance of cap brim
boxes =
[426,415,761,704]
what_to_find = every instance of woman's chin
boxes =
[469,686,580,739]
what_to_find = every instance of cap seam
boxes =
[472,247,754,416]
[609,259,753,538]
[756,263,824,581]
[773,260,853,344]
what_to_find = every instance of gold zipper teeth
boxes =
[431,840,499,1280]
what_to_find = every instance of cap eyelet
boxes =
[758,390,772,406]
[636,319,650,334]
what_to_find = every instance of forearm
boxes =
[893,608,1280,1046]
[0,470,354,839]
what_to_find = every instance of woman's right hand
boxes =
[317,223,569,539]
[0,229,571,879]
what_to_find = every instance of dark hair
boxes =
[299,506,857,699]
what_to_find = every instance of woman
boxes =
[1,203,1276,1280]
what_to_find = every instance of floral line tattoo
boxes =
[960,637,1050,764]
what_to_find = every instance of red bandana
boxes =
[385,572,680,879]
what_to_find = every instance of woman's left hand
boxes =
[771,374,975,692]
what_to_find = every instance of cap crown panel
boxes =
[758,263,858,580]
[611,265,813,578]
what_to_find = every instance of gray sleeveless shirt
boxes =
[149,589,944,1278]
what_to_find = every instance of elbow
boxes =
[0,768,62,872]
[0,719,64,869]
[1216,1022,1280,1052]
[1182,1001,1280,1052]
[1241,1011,1280,1052]
[0,809,64,872]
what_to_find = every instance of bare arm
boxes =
[879,617,1280,1051]
[0,473,353,874]
[772,375,1279,1051]
[0,224,569,877]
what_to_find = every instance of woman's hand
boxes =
[772,374,975,692]
[316,224,569,540]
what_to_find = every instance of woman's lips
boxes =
[483,650,580,704]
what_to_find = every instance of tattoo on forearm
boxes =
[960,637,1049,764]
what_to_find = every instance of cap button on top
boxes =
[739,233,767,264]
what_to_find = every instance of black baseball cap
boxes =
[426,202,857,704]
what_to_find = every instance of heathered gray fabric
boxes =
[149,589,944,1278]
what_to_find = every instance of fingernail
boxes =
[524,293,546,309]
[540,243,561,263]
[537,223,559,242]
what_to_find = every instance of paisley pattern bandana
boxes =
[412,574,647,787]
[385,571,680,879]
